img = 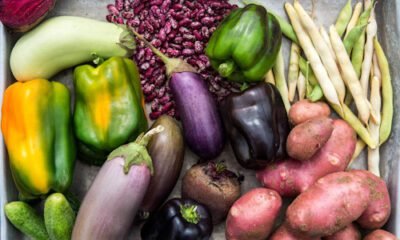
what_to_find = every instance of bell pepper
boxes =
[220,83,290,169]
[1,79,76,199]
[141,198,213,240]
[205,4,282,83]
[73,56,148,165]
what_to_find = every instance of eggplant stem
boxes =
[180,204,200,224]
[130,27,196,76]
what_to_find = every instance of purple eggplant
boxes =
[132,30,225,160]
[71,126,164,240]
[138,115,185,219]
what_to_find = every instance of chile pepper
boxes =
[1,79,76,199]
[73,56,148,165]
[206,4,282,83]
[220,83,290,169]
[141,198,213,240]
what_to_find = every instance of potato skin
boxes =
[323,224,361,240]
[225,188,282,240]
[289,100,331,125]
[257,119,356,197]
[286,172,371,237]
[286,117,334,161]
[351,170,391,229]
[181,162,240,224]
[270,224,321,240]
[363,229,398,240]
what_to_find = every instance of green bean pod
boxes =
[351,3,374,77]
[344,24,368,54]
[374,38,393,145]
[331,103,377,149]
[335,0,353,37]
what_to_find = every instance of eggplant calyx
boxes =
[180,204,200,224]
[130,28,196,76]
[117,25,136,55]
[107,125,164,175]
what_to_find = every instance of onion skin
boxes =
[72,158,150,240]
[138,116,185,218]
[170,71,225,160]
[0,0,56,32]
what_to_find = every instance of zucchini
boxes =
[10,16,135,81]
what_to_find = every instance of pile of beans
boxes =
[106,0,239,119]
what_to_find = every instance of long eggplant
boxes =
[138,116,185,219]
[71,126,163,240]
[132,30,225,160]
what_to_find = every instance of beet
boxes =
[0,0,56,32]
[182,161,241,224]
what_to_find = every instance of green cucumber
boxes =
[4,201,49,240]
[44,193,75,240]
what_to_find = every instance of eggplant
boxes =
[139,115,185,219]
[71,126,163,240]
[132,30,225,160]
[170,72,224,159]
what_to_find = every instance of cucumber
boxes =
[4,201,49,240]
[10,16,136,81]
[44,193,75,240]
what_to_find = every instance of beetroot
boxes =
[0,0,56,32]
[182,161,241,224]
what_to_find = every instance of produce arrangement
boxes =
[0,0,398,239]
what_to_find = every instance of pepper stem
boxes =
[106,125,164,175]
[218,60,236,77]
[129,28,196,76]
[180,204,200,224]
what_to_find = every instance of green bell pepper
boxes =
[73,56,148,165]
[206,4,282,83]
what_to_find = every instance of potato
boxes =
[286,172,371,237]
[225,188,281,240]
[257,119,356,197]
[286,117,334,161]
[270,223,321,240]
[181,161,241,224]
[323,224,361,240]
[289,100,331,125]
[363,229,398,240]
[351,170,391,229]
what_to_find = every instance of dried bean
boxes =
[115,0,123,11]
[190,22,202,29]
[150,0,163,6]
[107,4,120,15]
[194,41,203,53]
[122,11,134,19]
[174,36,183,44]
[134,4,145,15]
[201,27,210,38]
[182,41,194,48]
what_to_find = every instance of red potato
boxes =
[289,100,331,125]
[257,119,356,197]
[270,223,321,240]
[323,223,361,240]
[363,229,398,240]
[286,117,334,161]
[286,171,371,238]
[225,188,282,240]
[351,170,391,229]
